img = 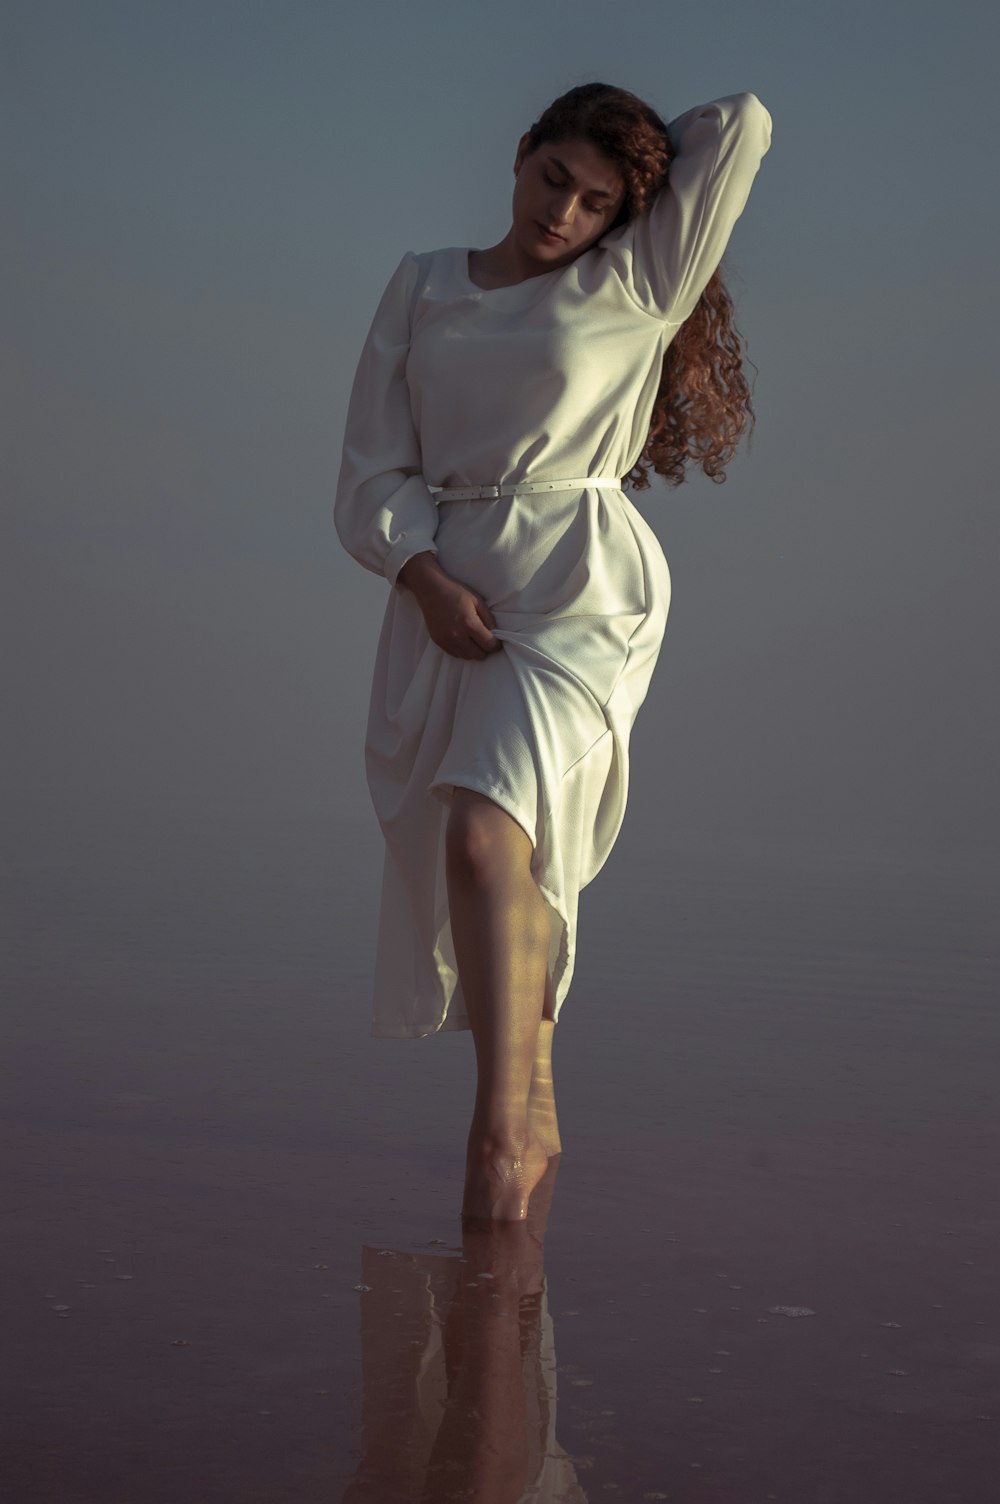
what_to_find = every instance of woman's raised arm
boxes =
[601,92,772,325]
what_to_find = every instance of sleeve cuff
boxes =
[385,538,439,590]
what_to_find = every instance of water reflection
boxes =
[342,1158,588,1502]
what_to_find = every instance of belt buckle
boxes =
[482,484,501,499]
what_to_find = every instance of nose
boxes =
[548,189,579,228]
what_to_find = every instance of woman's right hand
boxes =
[397,552,502,661]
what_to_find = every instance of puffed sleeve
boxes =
[601,93,772,325]
[334,250,440,589]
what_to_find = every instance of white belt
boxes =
[428,474,622,503]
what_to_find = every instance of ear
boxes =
[513,131,533,174]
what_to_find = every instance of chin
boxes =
[524,221,565,250]
[542,241,575,264]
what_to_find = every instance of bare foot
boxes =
[462,1133,550,1221]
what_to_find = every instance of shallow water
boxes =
[3,799,998,1501]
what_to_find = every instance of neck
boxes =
[470,229,570,288]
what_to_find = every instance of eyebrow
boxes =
[545,155,618,200]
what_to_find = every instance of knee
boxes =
[445,803,505,888]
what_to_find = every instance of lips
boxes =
[537,223,565,242]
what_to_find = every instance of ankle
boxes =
[468,1123,534,1157]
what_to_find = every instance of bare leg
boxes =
[446,789,551,1221]
[528,1010,563,1158]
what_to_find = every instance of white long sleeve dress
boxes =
[335,93,772,1038]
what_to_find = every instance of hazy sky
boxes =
[8,0,999,875]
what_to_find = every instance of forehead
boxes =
[540,136,624,195]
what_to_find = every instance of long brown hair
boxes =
[522,82,755,490]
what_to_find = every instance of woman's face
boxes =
[511,133,627,268]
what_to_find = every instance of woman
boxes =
[334,83,772,1222]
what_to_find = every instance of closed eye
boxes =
[543,171,606,213]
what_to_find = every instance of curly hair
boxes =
[522,82,755,490]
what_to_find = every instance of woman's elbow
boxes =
[736,92,773,145]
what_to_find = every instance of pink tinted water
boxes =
[3,801,998,1501]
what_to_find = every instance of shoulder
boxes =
[410,243,462,260]
[386,247,473,315]
[379,246,458,296]
[399,246,458,272]
[370,249,437,315]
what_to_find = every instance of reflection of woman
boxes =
[341,1162,587,1502]
[335,84,772,1220]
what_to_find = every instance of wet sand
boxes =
[3,802,998,1501]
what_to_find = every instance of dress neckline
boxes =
[459,247,564,295]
